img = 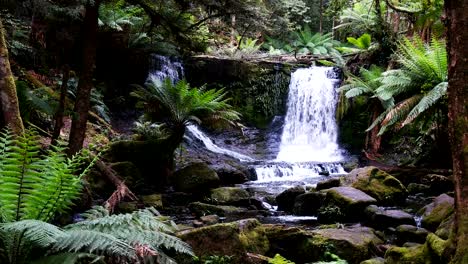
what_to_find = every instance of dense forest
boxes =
[0,0,466,263]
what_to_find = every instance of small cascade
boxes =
[186,125,254,162]
[146,54,255,162]
[253,66,345,182]
[147,54,184,84]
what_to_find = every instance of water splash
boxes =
[255,162,345,182]
[147,54,184,84]
[276,67,344,163]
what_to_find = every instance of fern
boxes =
[268,254,295,264]
[0,129,90,223]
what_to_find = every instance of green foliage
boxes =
[292,26,340,55]
[337,33,375,54]
[132,78,240,134]
[0,129,91,223]
[16,81,55,122]
[237,36,262,55]
[269,254,295,264]
[98,3,144,32]
[334,0,379,35]
[133,120,169,140]
[374,37,447,134]
[0,206,193,264]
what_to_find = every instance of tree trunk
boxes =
[51,65,69,145]
[319,0,323,34]
[67,0,99,155]
[0,18,24,134]
[445,0,468,263]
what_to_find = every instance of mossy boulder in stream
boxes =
[384,244,432,264]
[172,163,220,194]
[177,218,269,263]
[420,193,454,231]
[188,202,247,217]
[207,187,250,206]
[318,187,377,223]
[276,186,306,212]
[343,167,407,205]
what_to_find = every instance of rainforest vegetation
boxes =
[0,0,466,263]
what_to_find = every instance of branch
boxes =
[183,12,231,32]
[384,0,421,15]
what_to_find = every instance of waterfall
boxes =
[186,125,254,162]
[276,67,343,163]
[147,55,254,161]
[252,66,345,182]
[147,54,184,84]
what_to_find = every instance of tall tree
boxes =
[444,0,468,263]
[67,0,100,155]
[0,18,24,134]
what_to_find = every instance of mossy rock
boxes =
[425,233,447,259]
[208,187,250,206]
[188,202,247,217]
[344,167,407,205]
[420,194,454,231]
[310,226,383,264]
[110,161,143,191]
[384,244,432,264]
[435,214,454,240]
[172,162,220,193]
[293,191,326,216]
[177,218,269,263]
[365,205,415,228]
[395,225,430,244]
[141,194,163,209]
[318,187,377,223]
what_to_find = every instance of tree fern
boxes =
[0,129,90,223]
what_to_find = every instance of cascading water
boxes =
[147,55,253,162]
[276,67,343,163]
[253,66,345,182]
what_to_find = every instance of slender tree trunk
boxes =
[230,14,236,46]
[365,102,382,157]
[0,19,24,134]
[67,0,99,155]
[51,65,69,145]
[319,0,323,34]
[445,0,468,263]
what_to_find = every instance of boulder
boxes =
[214,165,249,185]
[384,244,431,264]
[177,219,269,263]
[293,191,325,216]
[208,187,250,206]
[109,161,143,191]
[141,194,163,209]
[318,187,377,223]
[395,225,429,244]
[310,226,384,264]
[188,202,247,217]
[426,233,448,259]
[420,194,454,231]
[172,163,220,193]
[365,205,415,228]
[421,174,453,195]
[276,186,306,212]
[435,214,454,240]
[316,178,341,191]
[344,167,407,205]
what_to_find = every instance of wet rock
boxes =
[177,219,269,263]
[342,159,359,172]
[172,162,220,193]
[316,178,341,191]
[193,220,204,228]
[421,174,453,195]
[200,215,219,225]
[318,187,377,223]
[293,191,325,216]
[420,193,454,231]
[276,186,306,212]
[141,194,163,209]
[344,167,407,205]
[395,225,429,244]
[117,201,139,213]
[208,187,250,206]
[360,257,385,264]
[365,205,415,228]
[188,202,247,217]
[110,161,143,191]
[213,165,249,185]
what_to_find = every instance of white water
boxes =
[186,125,254,162]
[147,54,184,84]
[255,162,345,182]
[276,67,344,163]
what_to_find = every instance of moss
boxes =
[422,203,454,231]
[384,244,431,264]
[188,202,246,217]
[141,194,163,209]
[426,233,447,258]
[172,163,220,193]
[209,187,250,205]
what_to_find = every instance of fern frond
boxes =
[402,82,447,126]
[378,95,423,135]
